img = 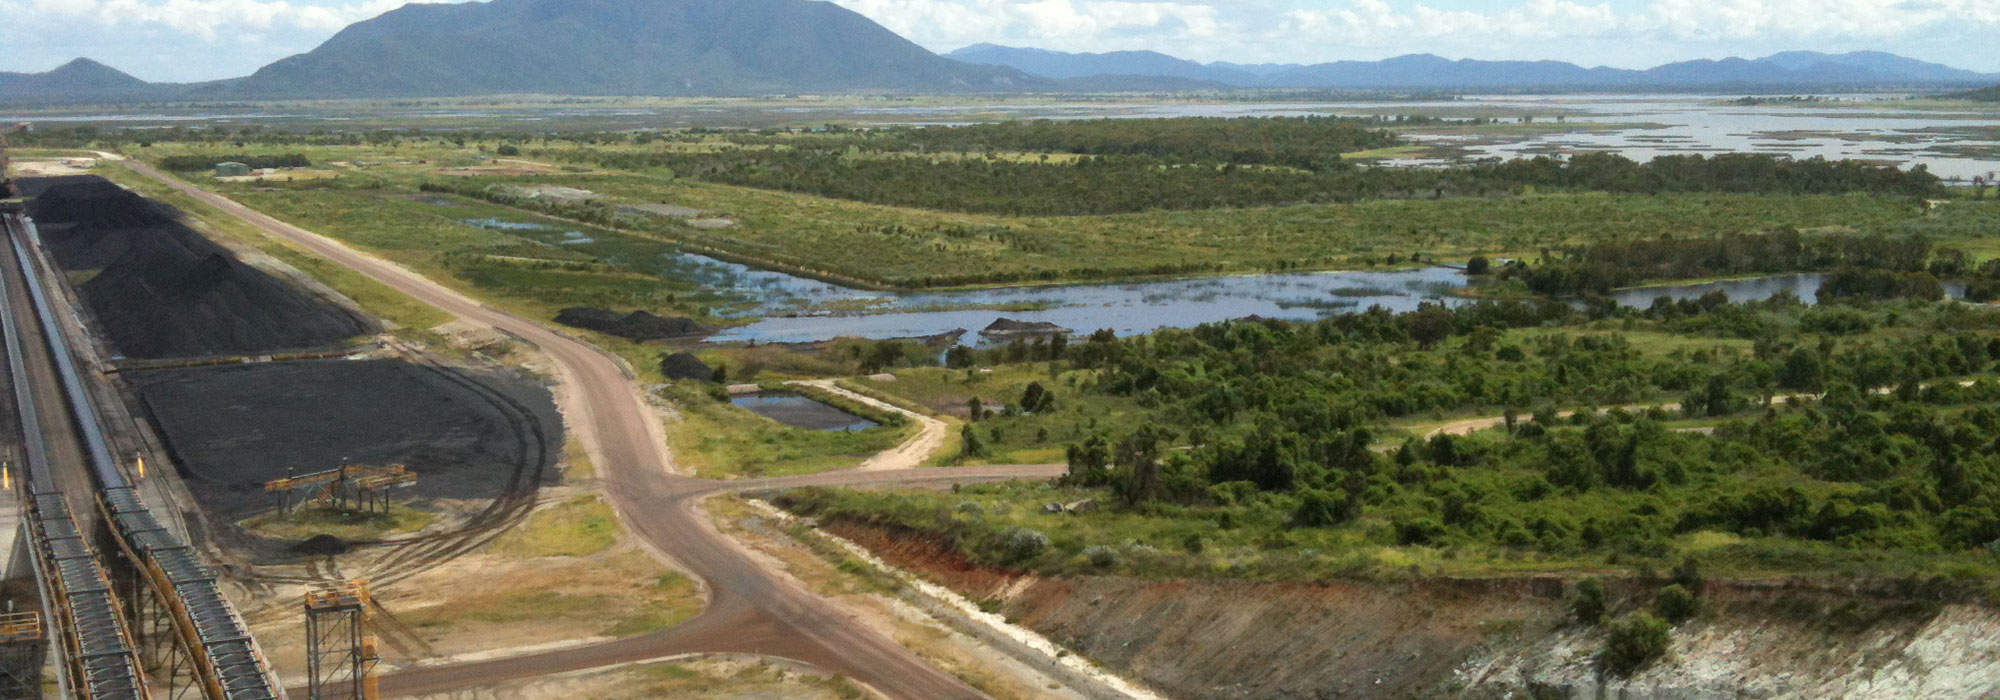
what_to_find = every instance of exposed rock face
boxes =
[820,518,2000,700]
[660,352,716,382]
[555,308,715,341]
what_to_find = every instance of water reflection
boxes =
[715,268,1959,345]
[712,267,1476,344]
[731,393,880,432]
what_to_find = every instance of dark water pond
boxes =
[732,393,879,432]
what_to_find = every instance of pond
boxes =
[1610,273,1966,307]
[710,267,1475,344]
[458,218,1961,348]
[712,267,1965,345]
[731,393,880,432]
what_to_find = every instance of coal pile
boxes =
[981,317,1068,337]
[660,352,716,382]
[25,176,376,359]
[135,359,561,521]
[555,307,715,342]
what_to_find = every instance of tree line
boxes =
[1503,228,1950,297]
[559,146,1941,217]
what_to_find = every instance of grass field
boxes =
[778,478,2000,583]
[104,142,2000,293]
[663,383,917,478]
[464,170,1946,288]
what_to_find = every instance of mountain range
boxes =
[948,45,2000,91]
[0,0,1995,104]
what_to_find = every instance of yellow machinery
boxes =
[304,580,380,700]
[266,464,418,515]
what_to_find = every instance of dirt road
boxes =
[791,379,948,472]
[118,160,1062,699]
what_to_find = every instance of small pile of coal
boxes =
[660,351,716,382]
[292,534,350,556]
[555,307,715,341]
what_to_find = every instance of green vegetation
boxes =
[554,121,1940,212]
[859,116,1400,169]
[1571,578,1607,624]
[1499,227,1993,298]
[1655,584,1699,624]
[159,153,312,171]
[662,383,913,479]
[1944,85,2000,102]
[793,295,2000,582]
[444,170,1928,288]
[493,496,619,558]
[1601,613,1673,676]
[80,135,1979,291]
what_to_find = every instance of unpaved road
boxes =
[791,379,947,472]
[120,160,1067,699]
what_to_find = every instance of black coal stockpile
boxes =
[25,177,376,359]
[660,352,716,382]
[555,307,715,342]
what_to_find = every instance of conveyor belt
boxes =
[6,211,284,700]
[2,211,147,700]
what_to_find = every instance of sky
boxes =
[3,0,1999,82]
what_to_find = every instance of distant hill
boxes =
[952,46,2000,91]
[0,58,169,103]
[199,0,1032,98]
[949,44,1256,84]
[7,4,1999,105]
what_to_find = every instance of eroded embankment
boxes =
[24,175,376,359]
[824,519,2000,700]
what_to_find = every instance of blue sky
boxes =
[4,0,1998,82]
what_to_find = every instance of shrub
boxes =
[1182,533,1205,554]
[1671,556,1704,592]
[1571,577,1607,625]
[1600,612,1672,677]
[1397,518,1448,546]
[1084,545,1118,568]
[997,528,1048,563]
[1655,584,1699,624]
[1294,488,1359,527]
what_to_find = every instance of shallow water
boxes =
[458,215,1938,345]
[1610,273,1966,307]
[860,94,2000,181]
[711,267,1475,344]
[716,268,1958,345]
[732,393,879,432]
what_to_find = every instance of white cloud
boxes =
[10,0,419,41]
[1277,0,2000,47]
[835,0,1222,52]
[5,0,2000,80]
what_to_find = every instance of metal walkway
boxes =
[4,210,285,700]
